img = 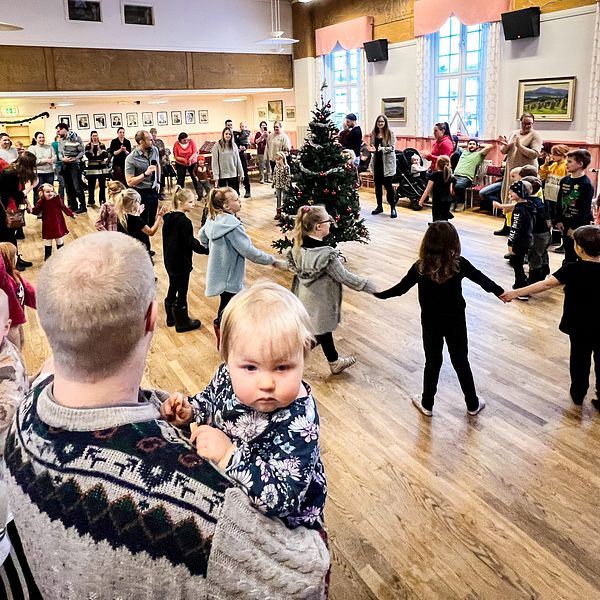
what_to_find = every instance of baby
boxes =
[161,281,326,529]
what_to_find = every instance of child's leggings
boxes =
[315,332,338,362]
[568,333,600,403]
[166,272,190,308]
[215,291,236,325]
[275,188,284,209]
[421,317,478,412]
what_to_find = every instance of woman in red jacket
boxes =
[173,132,200,198]
[424,122,453,170]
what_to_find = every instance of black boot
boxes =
[57,243,64,251]
[164,300,175,327]
[173,305,201,333]
[390,203,397,219]
[494,222,510,236]
[527,268,543,285]
[44,246,52,261]
[371,205,383,215]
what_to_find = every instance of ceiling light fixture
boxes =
[55,102,74,107]
[148,100,169,104]
[255,0,298,46]
[222,97,247,103]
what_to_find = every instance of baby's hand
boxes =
[190,424,235,469]
[160,392,193,427]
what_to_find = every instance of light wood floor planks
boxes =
[18,183,600,600]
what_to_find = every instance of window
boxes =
[67,0,101,22]
[323,46,361,127]
[124,4,154,26]
[433,17,486,137]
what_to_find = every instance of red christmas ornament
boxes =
[323,188,329,194]
[332,191,337,196]
[320,172,325,177]
[347,207,352,213]
[335,215,341,222]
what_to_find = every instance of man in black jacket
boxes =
[341,113,362,166]
[234,122,252,198]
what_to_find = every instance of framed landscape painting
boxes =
[517,77,576,122]
[381,97,406,122]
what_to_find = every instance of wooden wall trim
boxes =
[0,46,293,92]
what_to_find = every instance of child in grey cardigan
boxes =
[287,205,376,374]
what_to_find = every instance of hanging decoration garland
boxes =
[298,162,345,177]
[0,111,50,126]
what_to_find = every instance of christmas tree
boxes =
[272,94,370,252]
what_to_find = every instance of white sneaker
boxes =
[517,295,530,301]
[467,398,486,415]
[412,396,433,417]
[329,355,356,374]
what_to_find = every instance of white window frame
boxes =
[432,17,487,137]
[322,45,362,128]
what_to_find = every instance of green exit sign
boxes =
[1,107,18,116]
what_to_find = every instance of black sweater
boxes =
[342,126,363,159]
[375,257,503,320]
[162,211,207,275]
[508,201,535,250]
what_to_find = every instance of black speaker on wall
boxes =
[364,39,388,63]
[501,7,541,41]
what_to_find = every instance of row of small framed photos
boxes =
[58,110,210,131]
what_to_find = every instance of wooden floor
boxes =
[19,183,600,600]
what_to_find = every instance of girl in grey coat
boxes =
[200,186,287,328]
[287,205,376,375]
[368,114,398,218]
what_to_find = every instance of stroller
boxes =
[393,148,429,210]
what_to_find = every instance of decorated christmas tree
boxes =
[272,93,369,252]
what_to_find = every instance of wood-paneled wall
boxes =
[292,0,596,59]
[0,46,293,92]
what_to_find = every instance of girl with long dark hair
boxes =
[375,221,505,416]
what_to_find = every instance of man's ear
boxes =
[145,300,158,333]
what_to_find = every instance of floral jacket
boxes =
[189,363,326,529]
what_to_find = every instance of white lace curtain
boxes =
[482,21,501,140]
[586,2,600,143]
[415,35,434,138]
[415,20,501,140]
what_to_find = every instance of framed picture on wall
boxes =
[171,111,182,126]
[142,112,154,126]
[257,107,267,121]
[110,113,123,128]
[198,110,208,124]
[157,111,168,126]
[76,114,89,130]
[93,113,107,129]
[58,115,72,129]
[185,110,196,125]
[126,112,138,127]
[267,100,283,122]
[285,106,296,121]
[517,77,576,122]
[381,97,406,122]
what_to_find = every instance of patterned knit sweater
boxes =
[5,376,330,599]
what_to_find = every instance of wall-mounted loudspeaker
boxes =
[501,7,541,41]
[363,39,388,63]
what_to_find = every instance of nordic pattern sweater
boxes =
[5,376,330,599]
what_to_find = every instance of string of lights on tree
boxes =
[272,82,369,252]
[0,111,50,126]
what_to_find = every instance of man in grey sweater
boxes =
[56,122,87,213]
[5,232,329,599]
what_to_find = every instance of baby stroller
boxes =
[393,148,429,210]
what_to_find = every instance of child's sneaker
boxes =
[412,396,433,417]
[329,355,356,374]
[467,398,486,415]
[517,295,530,301]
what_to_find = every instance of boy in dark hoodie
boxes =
[522,175,551,283]
[507,180,535,299]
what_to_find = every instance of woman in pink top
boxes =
[173,132,200,197]
[424,122,453,170]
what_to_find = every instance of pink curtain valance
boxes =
[414,0,510,37]
[315,16,374,56]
